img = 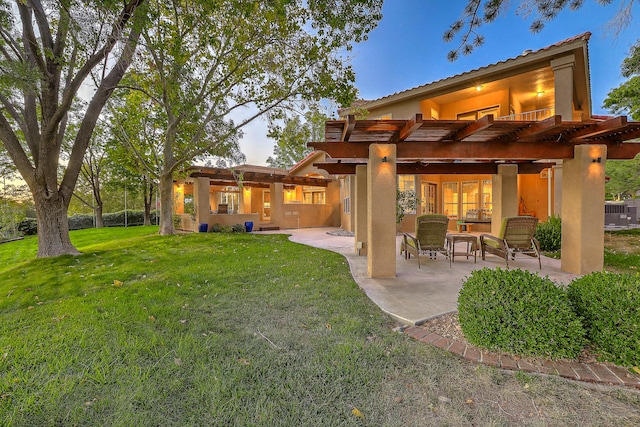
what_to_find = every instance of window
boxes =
[461,181,479,219]
[443,182,459,218]
[397,176,416,214]
[457,105,500,120]
[481,180,492,220]
[302,186,325,204]
[344,196,350,214]
[220,186,239,213]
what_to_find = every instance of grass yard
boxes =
[1,227,640,426]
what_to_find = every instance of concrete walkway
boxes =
[259,227,580,326]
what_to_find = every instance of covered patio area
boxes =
[274,227,578,325]
[310,114,640,277]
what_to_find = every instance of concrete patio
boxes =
[260,227,581,326]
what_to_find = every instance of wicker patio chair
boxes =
[403,214,450,268]
[480,216,541,269]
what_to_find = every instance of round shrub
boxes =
[534,215,562,252]
[567,272,640,367]
[458,268,586,359]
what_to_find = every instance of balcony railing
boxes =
[497,107,554,121]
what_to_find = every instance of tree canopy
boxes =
[111,0,382,235]
[445,0,635,61]
[604,38,640,198]
[0,0,146,256]
[266,108,329,169]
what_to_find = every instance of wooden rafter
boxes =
[341,114,356,142]
[446,114,494,142]
[391,113,423,142]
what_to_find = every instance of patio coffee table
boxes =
[446,233,478,263]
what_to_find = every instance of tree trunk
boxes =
[158,172,174,235]
[33,190,79,257]
[143,181,153,226]
[95,203,104,228]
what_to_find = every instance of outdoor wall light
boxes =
[382,156,388,163]
[592,157,602,163]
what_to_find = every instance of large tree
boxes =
[445,0,635,60]
[266,108,330,169]
[0,0,146,256]
[116,0,382,235]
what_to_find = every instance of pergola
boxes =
[188,166,332,188]
[309,114,640,278]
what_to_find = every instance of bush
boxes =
[534,215,562,252]
[231,223,245,233]
[68,214,94,230]
[17,218,38,235]
[567,272,640,367]
[458,268,586,359]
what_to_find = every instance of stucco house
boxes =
[176,32,640,278]
[334,32,595,234]
[308,32,640,277]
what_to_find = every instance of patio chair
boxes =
[479,216,541,269]
[403,214,450,268]
[217,204,228,214]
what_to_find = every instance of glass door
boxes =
[262,191,271,221]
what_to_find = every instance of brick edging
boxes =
[404,326,640,389]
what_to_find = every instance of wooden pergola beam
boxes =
[567,116,627,141]
[314,161,553,175]
[447,114,494,141]
[341,114,356,142]
[511,115,564,141]
[392,113,423,142]
[308,140,640,160]
[189,170,331,187]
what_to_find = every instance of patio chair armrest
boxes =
[480,233,505,249]
[404,233,420,251]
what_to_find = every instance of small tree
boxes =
[396,189,420,225]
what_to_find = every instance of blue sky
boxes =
[241,0,639,165]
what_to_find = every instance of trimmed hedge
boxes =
[567,272,640,367]
[18,210,158,235]
[458,268,586,359]
[534,215,562,252]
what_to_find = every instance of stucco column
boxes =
[367,144,396,278]
[553,163,563,217]
[270,183,284,227]
[355,165,368,256]
[551,54,575,121]
[174,182,185,214]
[241,186,251,214]
[194,177,211,228]
[491,164,519,236]
[561,145,607,274]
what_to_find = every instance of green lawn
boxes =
[1,227,639,426]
